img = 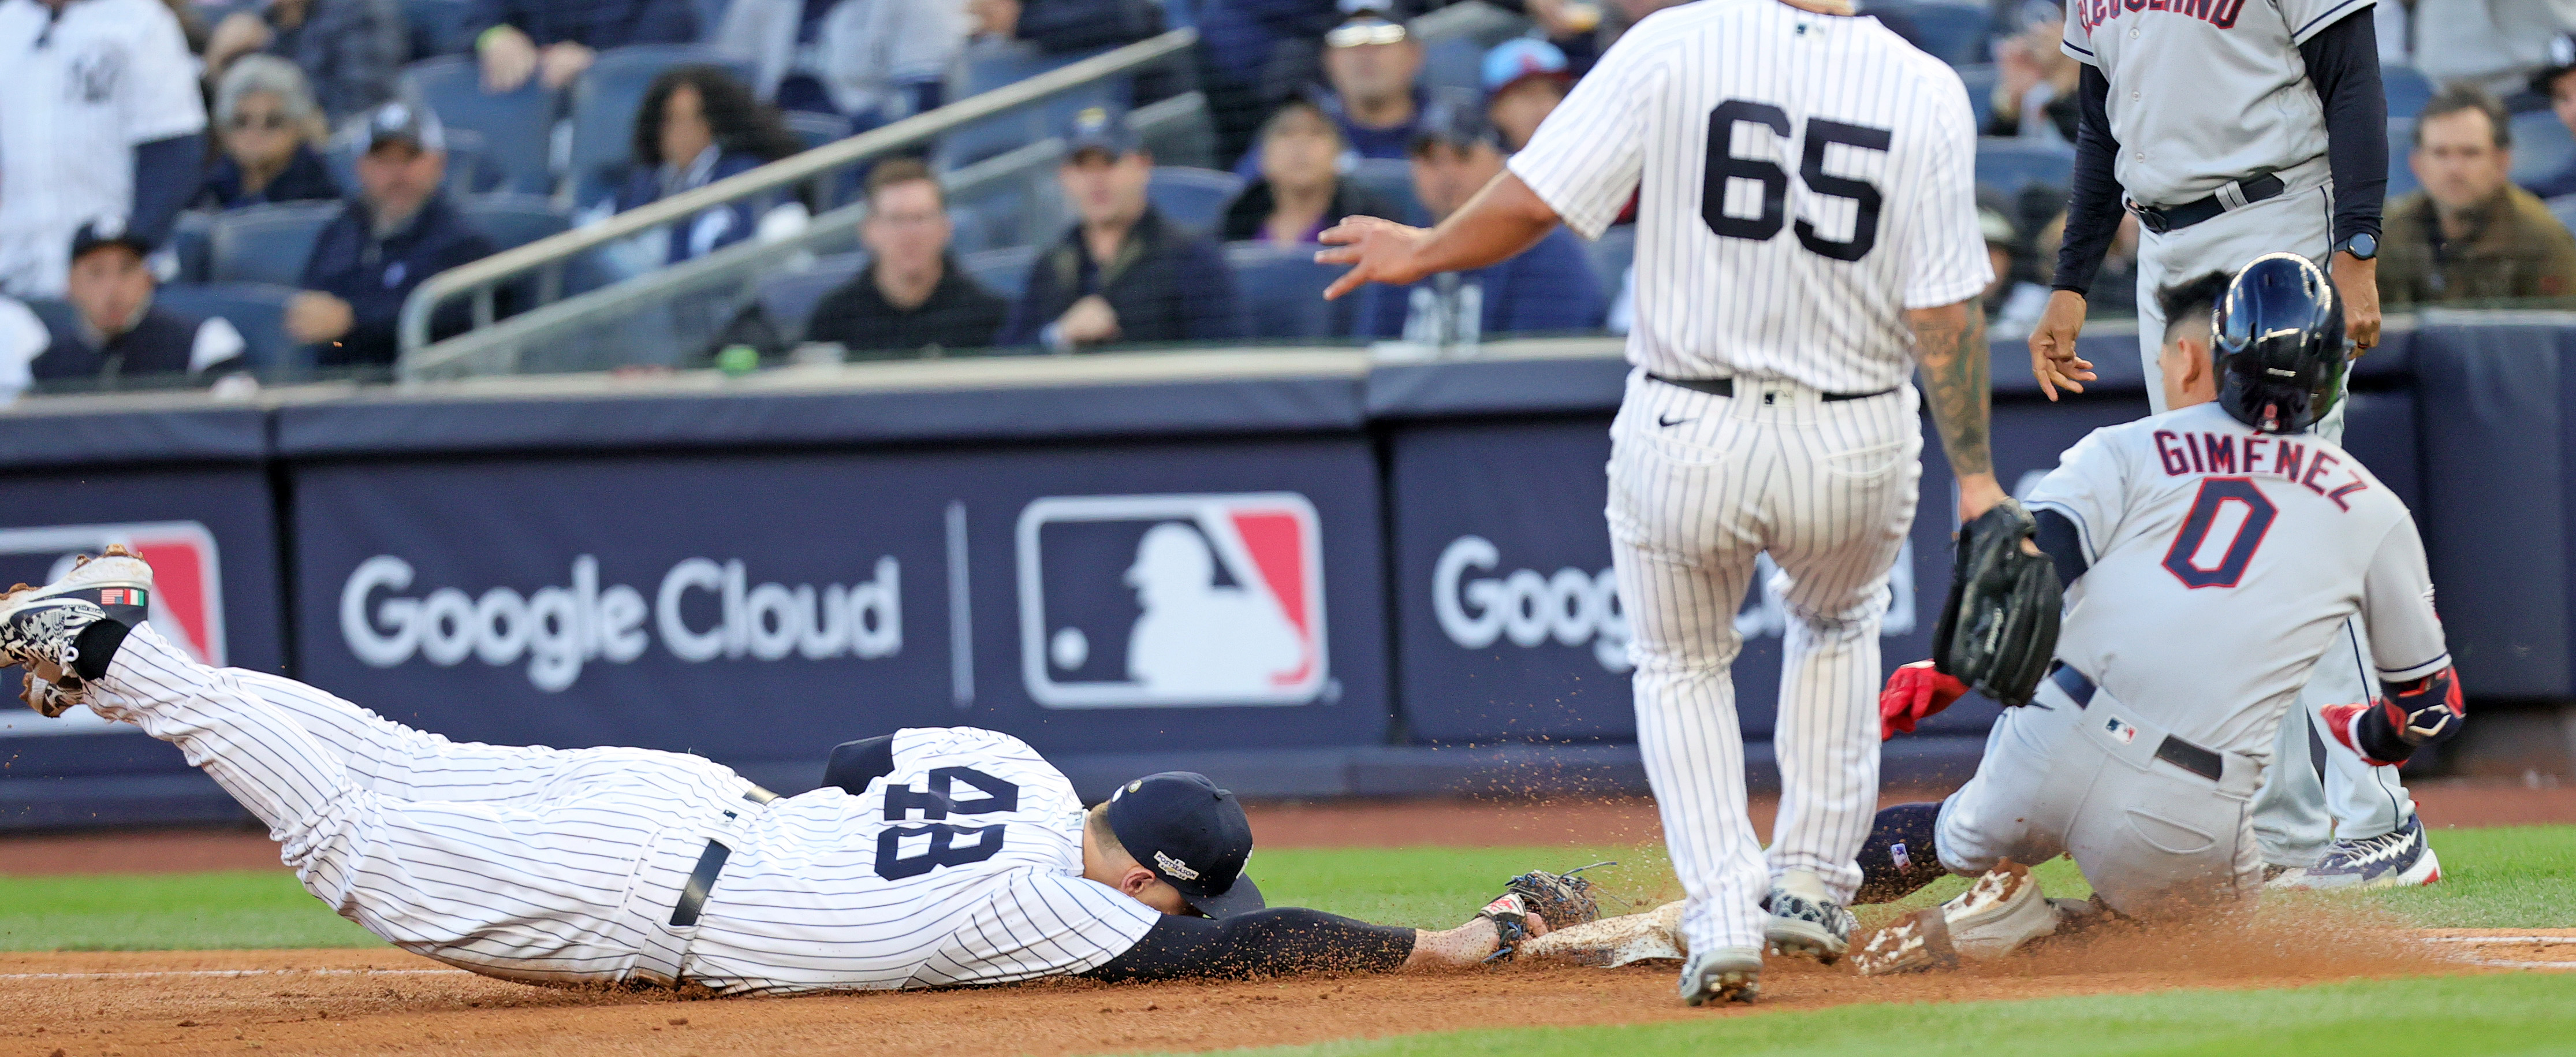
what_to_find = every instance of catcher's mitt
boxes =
[1479,864,1609,961]
[1932,498,2062,707]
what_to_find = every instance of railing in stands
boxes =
[395,28,1198,379]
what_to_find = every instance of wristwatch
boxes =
[2334,232,2377,261]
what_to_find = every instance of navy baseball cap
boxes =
[1064,106,1141,160]
[1104,772,1265,918]
[2534,34,2576,98]
[1410,94,1501,154]
[68,218,152,262]
[361,101,446,152]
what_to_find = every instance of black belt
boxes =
[1647,374,1898,403]
[2045,665,2225,783]
[2128,173,2286,235]
[669,787,779,928]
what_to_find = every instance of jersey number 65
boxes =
[1702,99,1891,263]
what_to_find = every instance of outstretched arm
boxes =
[1315,173,1562,300]
[1908,297,2005,522]
[1078,906,1547,983]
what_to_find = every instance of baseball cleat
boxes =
[1854,859,2058,975]
[0,587,109,704]
[26,545,155,627]
[1677,946,1762,1006]
[2268,815,2440,891]
[1763,887,1856,964]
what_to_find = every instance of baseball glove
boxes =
[1932,498,2062,707]
[1479,864,1608,961]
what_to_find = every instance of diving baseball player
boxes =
[2022,0,2427,890]
[1856,257,2463,973]
[0,0,208,297]
[1321,0,2001,1004]
[0,556,1583,993]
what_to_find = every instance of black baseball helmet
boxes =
[2213,252,2346,434]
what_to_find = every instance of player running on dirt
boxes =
[1852,256,2465,974]
[0,559,1593,994]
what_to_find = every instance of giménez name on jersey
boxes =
[340,554,903,691]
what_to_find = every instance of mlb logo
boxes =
[1016,493,1326,708]
[0,523,225,666]
[2104,716,2138,745]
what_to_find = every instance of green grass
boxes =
[1,825,2566,951]
[1149,974,2576,1057]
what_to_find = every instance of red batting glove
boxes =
[1881,660,1969,740]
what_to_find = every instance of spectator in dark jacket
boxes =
[33,222,246,389]
[468,0,696,92]
[2519,34,2576,199]
[1222,97,1399,244]
[1194,0,1345,166]
[203,0,404,124]
[806,159,1007,355]
[195,57,343,210]
[1001,107,1241,349]
[1356,102,1601,341]
[288,103,501,369]
[1235,7,1425,177]
[583,66,806,273]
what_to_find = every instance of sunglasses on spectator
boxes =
[1326,20,1407,47]
[230,112,290,131]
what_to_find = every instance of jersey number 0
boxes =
[1702,100,1892,262]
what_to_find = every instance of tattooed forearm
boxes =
[1909,299,1993,479]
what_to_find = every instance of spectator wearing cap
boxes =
[31,222,247,390]
[803,159,1008,355]
[1001,108,1242,350]
[1221,98,1402,245]
[1985,0,2077,144]
[2381,85,2576,307]
[1191,0,1363,169]
[714,0,964,122]
[195,57,343,211]
[1233,5,1427,177]
[466,0,697,94]
[1355,102,1602,342]
[580,66,806,274]
[1483,38,1570,154]
[202,0,403,125]
[2522,34,2576,200]
[289,102,504,369]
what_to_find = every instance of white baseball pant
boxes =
[81,624,750,986]
[1607,369,1921,955]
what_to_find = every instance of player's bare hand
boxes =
[2028,289,2093,401]
[538,42,597,90]
[2332,251,2380,356]
[1317,217,1431,300]
[1956,471,2007,524]
[478,26,539,93]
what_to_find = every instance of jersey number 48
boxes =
[875,766,1020,880]
[1702,100,1892,262]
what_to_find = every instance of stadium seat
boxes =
[1974,138,2075,198]
[154,282,306,373]
[1892,2,1990,65]
[938,40,1129,170]
[946,202,1001,256]
[208,201,342,285]
[2383,65,2435,123]
[1953,64,1999,131]
[755,251,868,338]
[1224,241,1351,340]
[784,110,847,152]
[401,0,475,60]
[2511,110,2576,185]
[1147,167,1244,235]
[1347,157,1428,225]
[960,245,1041,302]
[2387,118,2420,200]
[166,211,215,284]
[399,56,558,195]
[1583,224,1636,300]
[461,193,570,252]
[566,46,756,207]
[1422,36,1486,95]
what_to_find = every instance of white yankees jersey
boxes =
[76,627,1157,996]
[2024,401,2449,758]
[0,0,206,296]
[2063,0,2372,206]
[1508,0,1990,394]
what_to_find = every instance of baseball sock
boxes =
[1852,802,1948,905]
[70,618,130,682]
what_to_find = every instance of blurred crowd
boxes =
[8,0,2576,397]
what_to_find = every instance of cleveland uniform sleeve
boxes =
[1505,24,1658,240]
[2060,1,2095,64]
[2282,0,2376,46]
[123,4,210,144]
[1891,69,1991,310]
[2021,427,2130,567]
[2360,515,2450,683]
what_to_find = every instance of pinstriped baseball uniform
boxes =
[82,624,1159,994]
[2060,0,2412,864]
[1508,0,1991,955]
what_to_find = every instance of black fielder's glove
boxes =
[1933,498,2063,707]
[1479,866,1606,961]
